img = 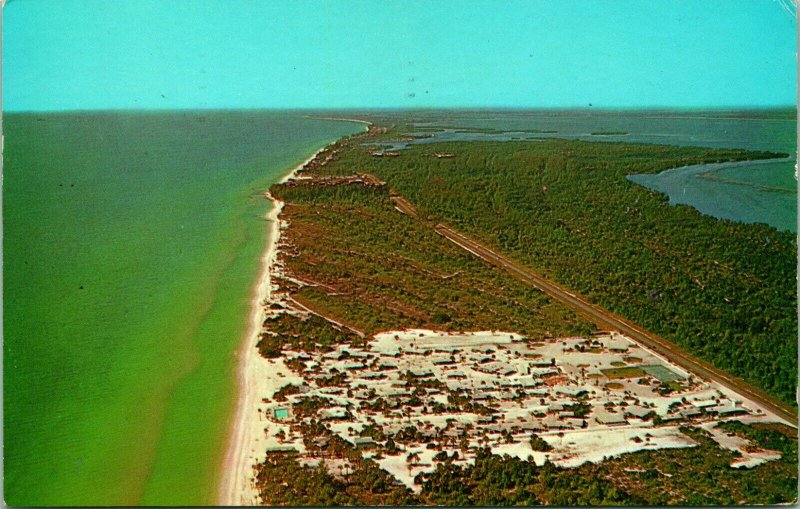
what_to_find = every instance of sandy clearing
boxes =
[546,426,697,468]
[372,330,524,355]
[699,421,782,469]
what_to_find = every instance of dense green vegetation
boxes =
[529,434,553,452]
[256,420,416,505]
[591,424,798,505]
[718,420,798,462]
[270,180,594,338]
[312,137,796,404]
[419,448,631,506]
[255,129,797,505]
[256,451,416,506]
[255,422,797,505]
[416,423,798,506]
[258,314,363,359]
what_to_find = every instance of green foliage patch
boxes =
[270,181,594,338]
[601,366,648,379]
[313,137,796,404]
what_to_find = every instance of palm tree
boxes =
[406,451,420,475]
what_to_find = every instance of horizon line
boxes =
[3,104,798,115]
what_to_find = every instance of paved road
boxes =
[390,195,797,425]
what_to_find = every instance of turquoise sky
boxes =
[3,0,797,111]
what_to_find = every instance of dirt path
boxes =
[391,195,797,425]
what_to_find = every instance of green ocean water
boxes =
[2,111,361,506]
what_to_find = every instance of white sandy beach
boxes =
[217,122,369,505]
[216,148,325,506]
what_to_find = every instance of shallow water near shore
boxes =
[2,111,361,506]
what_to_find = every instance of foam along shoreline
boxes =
[216,146,330,506]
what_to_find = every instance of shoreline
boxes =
[216,124,795,504]
[626,156,796,233]
[307,115,373,126]
[218,128,367,505]
[217,147,327,506]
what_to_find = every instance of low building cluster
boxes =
[260,329,782,490]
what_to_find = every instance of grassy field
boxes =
[601,367,647,379]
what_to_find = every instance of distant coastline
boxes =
[309,115,373,126]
